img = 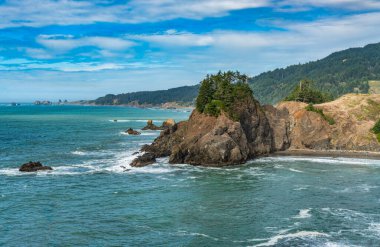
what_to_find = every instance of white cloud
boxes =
[36,35,135,53]
[127,11,380,75]
[277,0,380,10]
[0,0,271,28]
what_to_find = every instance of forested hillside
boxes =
[92,85,199,106]
[250,42,380,104]
[91,42,380,106]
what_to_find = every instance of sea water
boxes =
[1,105,380,246]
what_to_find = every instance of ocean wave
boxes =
[253,156,380,166]
[293,209,312,219]
[253,231,329,246]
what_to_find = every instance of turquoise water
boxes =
[1,105,380,246]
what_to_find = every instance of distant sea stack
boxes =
[133,72,380,167]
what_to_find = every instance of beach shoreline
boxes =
[271,149,380,160]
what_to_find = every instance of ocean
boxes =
[1,104,380,246]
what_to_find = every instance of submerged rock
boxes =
[126,128,141,135]
[130,153,156,167]
[19,161,53,172]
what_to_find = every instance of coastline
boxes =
[67,102,194,110]
[271,149,380,160]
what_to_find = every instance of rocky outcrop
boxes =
[140,98,274,166]
[135,94,380,167]
[130,153,156,167]
[142,119,176,131]
[275,94,380,151]
[142,120,162,130]
[126,128,141,135]
[19,161,53,172]
[162,119,175,128]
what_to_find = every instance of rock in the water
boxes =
[142,120,162,130]
[130,153,156,167]
[19,161,53,172]
[142,97,274,167]
[126,128,141,135]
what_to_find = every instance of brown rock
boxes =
[162,119,175,128]
[130,153,156,167]
[126,128,141,135]
[142,120,162,130]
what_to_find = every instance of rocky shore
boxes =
[132,94,380,167]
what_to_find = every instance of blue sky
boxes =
[1,0,380,102]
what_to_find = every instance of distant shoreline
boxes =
[271,149,380,160]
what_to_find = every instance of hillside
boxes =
[250,42,380,104]
[90,42,380,106]
[92,85,199,106]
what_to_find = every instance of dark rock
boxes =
[132,152,139,155]
[19,161,53,172]
[126,128,141,135]
[130,153,156,167]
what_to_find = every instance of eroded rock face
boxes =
[130,153,156,167]
[135,94,380,167]
[263,105,291,151]
[140,98,274,166]
[19,161,53,172]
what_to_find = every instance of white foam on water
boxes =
[293,185,309,191]
[109,119,154,123]
[253,231,329,247]
[253,156,380,166]
[174,230,219,241]
[293,209,312,219]
[324,242,356,247]
[71,150,86,155]
[368,223,380,236]
[288,168,304,173]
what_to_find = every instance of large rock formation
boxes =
[141,98,274,166]
[136,94,380,167]
[275,94,380,151]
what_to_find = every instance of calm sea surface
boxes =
[1,104,380,246]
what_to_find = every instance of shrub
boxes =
[371,119,380,142]
[305,104,335,125]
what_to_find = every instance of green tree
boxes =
[284,79,332,104]
[195,71,253,119]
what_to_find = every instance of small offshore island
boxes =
[131,71,380,167]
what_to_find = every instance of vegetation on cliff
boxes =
[196,71,253,119]
[371,119,380,142]
[305,104,335,125]
[284,79,332,104]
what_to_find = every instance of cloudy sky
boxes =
[1,0,380,102]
